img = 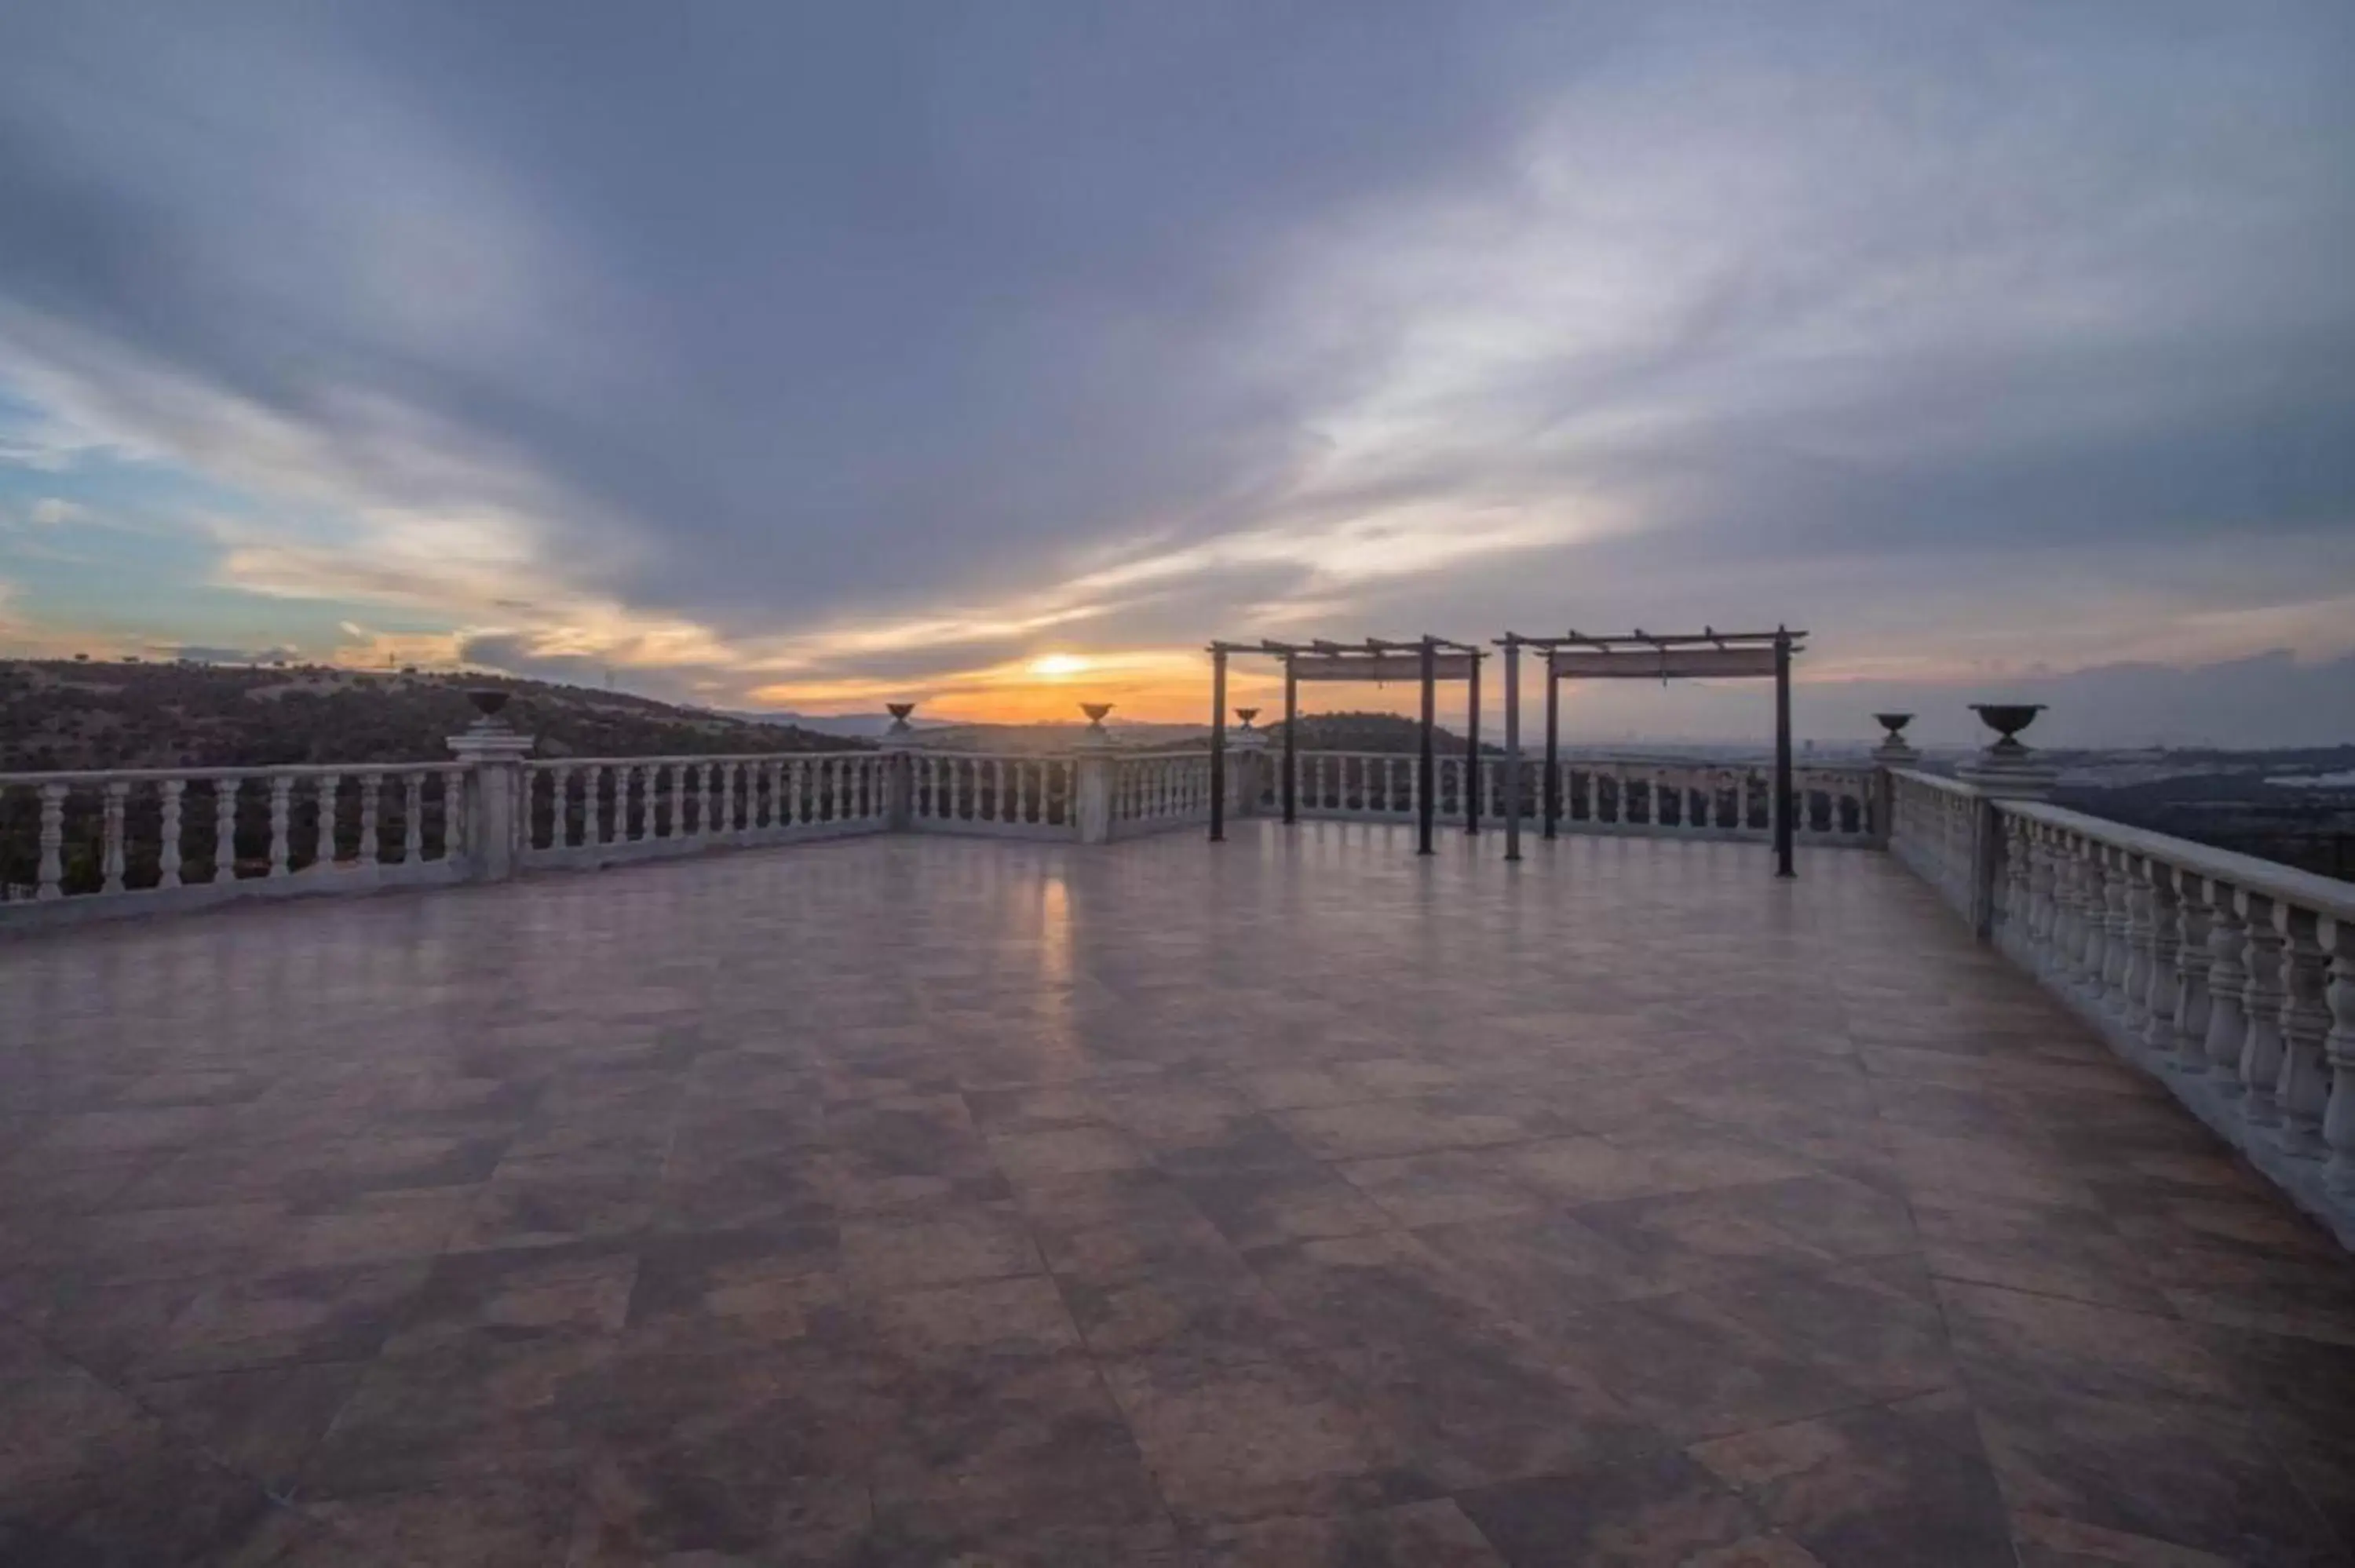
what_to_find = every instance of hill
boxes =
[0,660,864,772]
[1271,711,1489,754]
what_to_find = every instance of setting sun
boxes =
[1028,653,1091,678]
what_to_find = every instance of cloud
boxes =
[2,3,2351,734]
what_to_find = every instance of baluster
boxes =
[2054,838,2091,984]
[2238,891,2286,1125]
[2120,853,2154,1036]
[664,763,682,837]
[717,762,735,834]
[215,776,239,881]
[2321,915,2355,1194]
[359,772,382,863]
[100,780,128,893]
[703,763,720,835]
[544,767,568,849]
[586,765,606,845]
[1994,814,2028,949]
[2076,845,2112,1000]
[2170,870,2214,1073]
[625,764,644,839]
[268,775,293,877]
[2100,847,2135,1014]
[2203,882,2250,1092]
[2022,822,2056,970]
[2140,862,2179,1056]
[35,782,65,899]
[159,779,184,889]
[403,771,425,862]
[2277,907,2332,1158]
[443,766,466,857]
[784,760,802,826]
[312,773,339,868]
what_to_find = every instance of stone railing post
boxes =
[1955,709,2054,943]
[1229,712,1268,821]
[881,704,918,831]
[1868,713,1918,847]
[445,690,533,882]
[1073,703,1115,844]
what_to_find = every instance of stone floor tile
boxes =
[839,1202,1043,1290]
[1178,1163,1395,1251]
[141,1260,429,1380]
[1689,1388,2011,1566]
[301,1480,577,1567]
[1455,1451,1775,1567]
[130,1359,370,1495]
[1936,1281,2241,1413]
[1100,1349,1431,1526]
[1970,1376,2343,1566]
[1196,1497,1506,1566]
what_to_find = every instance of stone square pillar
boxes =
[881,703,918,831]
[446,691,534,882]
[1229,711,1268,821]
[1074,703,1115,844]
[1956,705,2057,942]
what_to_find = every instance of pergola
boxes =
[1497,627,1805,877]
[1207,636,1488,855]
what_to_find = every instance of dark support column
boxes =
[1502,639,1522,862]
[1773,627,1795,878]
[1208,647,1228,843]
[1281,660,1298,825]
[1464,651,1481,835]
[1416,637,1437,856]
[1542,658,1561,839]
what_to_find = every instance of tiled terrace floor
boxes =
[4,823,2354,1566]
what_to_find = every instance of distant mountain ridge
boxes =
[0,660,864,772]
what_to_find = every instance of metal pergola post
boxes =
[1773,627,1795,878]
[1502,636,1522,862]
[1542,657,1560,839]
[1464,649,1481,835]
[1281,658,1298,824]
[1208,645,1228,843]
[1416,636,1437,856]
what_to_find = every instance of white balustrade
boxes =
[1284,751,1875,845]
[517,751,889,866]
[1,763,465,926]
[1887,774,2355,1248]
[899,750,1077,837]
[1108,751,1214,838]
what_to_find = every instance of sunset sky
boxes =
[3,4,2352,746]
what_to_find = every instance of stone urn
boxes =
[1873,713,1913,746]
[885,702,917,736]
[1234,707,1260,732]
[1969,703,2045,756]
[464,687,513,731]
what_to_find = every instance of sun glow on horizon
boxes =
[1027,652,1091,678]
